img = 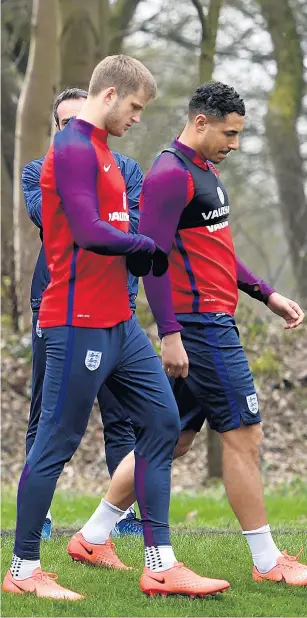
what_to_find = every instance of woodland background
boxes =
[1,0,307,489]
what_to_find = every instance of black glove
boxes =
[126,246,168,278]
[152,246,168,277]
[126,250,152,277]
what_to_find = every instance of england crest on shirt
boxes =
[85,350,102,371]
[246,393,259,415]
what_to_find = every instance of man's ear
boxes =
[195,113,209,132]
[104,87,117,105]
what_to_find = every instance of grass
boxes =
[1,484,307,617]
[2,481,307,532]
[2,534,307,617]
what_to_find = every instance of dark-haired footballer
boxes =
[139,81,306,587]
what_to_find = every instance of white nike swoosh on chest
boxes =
[104,164,111,172]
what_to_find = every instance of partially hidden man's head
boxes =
[53,87,88,130]
[188,82,245,164]
[88,54,157,137]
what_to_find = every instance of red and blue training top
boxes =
[139,138,274,337]
[39,118,154,329]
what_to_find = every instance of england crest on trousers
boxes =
[85,350,102,371]
[36,320,42,338]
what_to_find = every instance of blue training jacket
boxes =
[22,152,143,312]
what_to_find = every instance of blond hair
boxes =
[89,54,157,100]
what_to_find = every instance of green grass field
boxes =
[1,483,307,617]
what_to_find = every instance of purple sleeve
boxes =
[237,257,275,304]
[139,153,189,337]
[54,133,155,256]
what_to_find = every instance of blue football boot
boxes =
[111,507,143,537]
[41,517,52,540]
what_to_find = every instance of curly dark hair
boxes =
[188,82,245,119]
[53,87,88,127]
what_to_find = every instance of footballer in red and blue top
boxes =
[22,142,144,537]
[40,119,133,328]
[139,84,275,436]
[13,117,181,567]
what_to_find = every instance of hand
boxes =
[126,246,168,278]
[161,332,189,378]
[267,292,304,329]
[152,246,168,277]
[126,250,152,277]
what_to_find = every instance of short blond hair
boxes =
[89,54,157,100]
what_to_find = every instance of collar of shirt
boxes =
[172,137,219,176]
[73,118,108,144]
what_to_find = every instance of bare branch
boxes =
[131,10,162,32]
[190,0,206,33]
[225,0,259,21]
[12,39,27,70]
[109,0,143,54]
[235,221,274,281]
[139,23,196,50]
[271,254,291,287]
[199,0,223,80]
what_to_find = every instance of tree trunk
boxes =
[191,0,224,479]
[57,0,109,91]
[192,0,223,82]
[1,19,20,330]
[13,0,58,331]
[207,429,222,480]
[99,0,110,57]
[2,151,19,332]
[109,0,142,54]
[258,0,307,303]
[57,0,141,91]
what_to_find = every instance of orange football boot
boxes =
[253,549,307,586]
[140,562,230,597]
[67,532,132,570]
[2,568,84,600]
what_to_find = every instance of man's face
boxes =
[56,97,86,130]
[195,112,244,164]
[104,88,149,137]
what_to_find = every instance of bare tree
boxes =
[258,0,307,303]
[13,0,58,330]
[109,0,143,54]
[57,0,109,90]
[57,0,142,91]
[190,0,224,480]
[1,0,31,330]
[191,0,223,81]
[2,150,19,331]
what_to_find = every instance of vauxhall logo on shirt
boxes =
[108,191,130,222]
[201,205,230,221]
[201,187,230,232]
[176,153,231,235]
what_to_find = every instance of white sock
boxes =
[10,554,40,580]
[145,545,176,572]
[118,504,135,522]
[242,524,282,573]
[81,499,125,544]
[46,510,52,521]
